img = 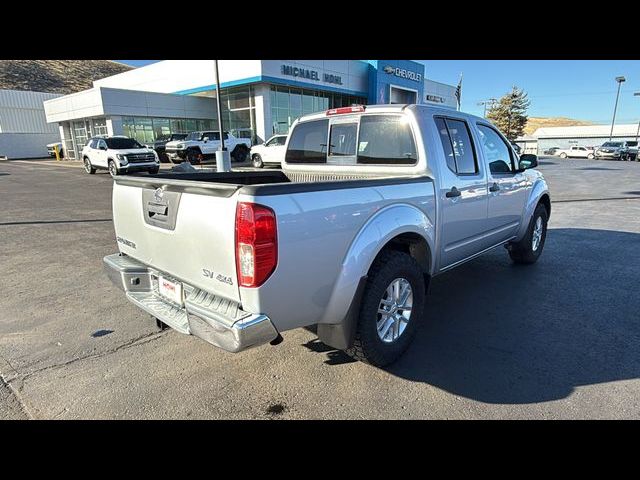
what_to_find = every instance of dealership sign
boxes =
[425,94,445,103]
[383,65,422,83]
[280,65,343,85]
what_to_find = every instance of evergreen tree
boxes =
[486,86,530,141]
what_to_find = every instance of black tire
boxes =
[560,153,567,159]
[83,157,96,174]
[108,160,119,177]
[252,154,264,168]
[346,250,425,367]
[508,203,548,264]
[232,145,250,163]
[186,149,199,164]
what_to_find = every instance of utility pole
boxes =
[609,76,626,141]
[214,60,230,172]
[478,98,497,117]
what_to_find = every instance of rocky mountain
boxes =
[0,60,132,94]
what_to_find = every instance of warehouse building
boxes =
[518,124,640,155]
[44,60,458,160]
[0,89,61,159]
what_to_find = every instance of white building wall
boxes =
[44,87,217,123]
[0,89,61,133]
[43,88,104,124]
[0,133,60,158]
[93,60,263,94]
[253,84,270,143]
[0,89,62,158]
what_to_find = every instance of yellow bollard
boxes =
[54,144,61,161]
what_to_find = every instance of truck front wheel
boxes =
[507,203,548,264]
[252,154,263,168]
[346,250,425,367]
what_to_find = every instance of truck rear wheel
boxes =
[83,157,96,174]
[507,203,548,264]
[186,149,200,164]
[346,250,425,367]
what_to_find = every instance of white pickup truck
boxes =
[164,130,252,164]
[104,104,551,366]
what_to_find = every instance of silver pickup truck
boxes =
[104,104,551,366]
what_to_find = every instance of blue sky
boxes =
[116,60,640,124]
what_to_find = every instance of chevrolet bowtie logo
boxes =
[383,65,395,74]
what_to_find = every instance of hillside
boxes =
[524,117,594,136]
[0,60,133,95]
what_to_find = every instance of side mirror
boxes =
[518,153,538,170]
[99,145,107,151]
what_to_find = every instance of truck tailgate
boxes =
[111,179,240,303]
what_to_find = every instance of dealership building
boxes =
[516,124,640,155]
[43,60,457,160]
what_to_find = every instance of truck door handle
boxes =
[489,183,500,192]
[445,187,461,198]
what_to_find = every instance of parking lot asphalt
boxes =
[1,157,639,419]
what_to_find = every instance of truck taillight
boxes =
[326,105,366,115]
[235,202,277,288]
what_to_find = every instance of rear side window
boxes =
[285,119,329,164]
[357,115,417,165]
[434,118,456,173]
[434,117,478,175]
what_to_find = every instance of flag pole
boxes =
[456,72,463,111]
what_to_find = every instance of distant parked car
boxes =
[250,134,287,168]
[146,133,188,163]
[82,136,159,177]
[46,141,64,158]
[543,146,561,155]
[556,146,595,159]
[594,141,638,160]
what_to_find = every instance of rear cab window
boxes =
[285,114,417,166]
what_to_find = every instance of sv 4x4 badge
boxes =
[202,268,233,285]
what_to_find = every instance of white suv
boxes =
[250,134,288,168]
[82,136,160,176]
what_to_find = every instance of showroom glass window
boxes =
[219,85,258,144]
[270,85,366,135]
[92,118,108,136]
[477,124,514,174]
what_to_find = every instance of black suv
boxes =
[147,133,188,162]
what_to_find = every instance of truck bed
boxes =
[117,169,431,197]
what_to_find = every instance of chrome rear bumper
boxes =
[103,253,278,352]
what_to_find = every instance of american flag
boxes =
[455,73,463,110]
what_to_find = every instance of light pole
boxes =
[214,60,230,172]
[634,92,640,144]
[609,76,626,141]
